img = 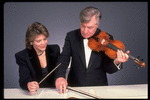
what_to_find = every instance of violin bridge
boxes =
[101,39,106,45]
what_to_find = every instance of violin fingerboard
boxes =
[107,43,120,51]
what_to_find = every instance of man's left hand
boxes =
[114,50,130,65]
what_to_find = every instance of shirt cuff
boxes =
[113,60,121,70]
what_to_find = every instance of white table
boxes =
[4,84,148,99]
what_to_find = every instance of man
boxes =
[55,6,129,94]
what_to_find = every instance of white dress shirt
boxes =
[83,39,121,69]
[83,39,92,68]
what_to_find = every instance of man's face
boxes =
[80,15,99,39]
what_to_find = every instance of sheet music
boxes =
[36,89,60,98]
[4,84,147,99]
[35,89,96,99]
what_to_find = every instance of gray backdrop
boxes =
[4,2,148,88]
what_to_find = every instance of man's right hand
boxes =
[55,77,68,94]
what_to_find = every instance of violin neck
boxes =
[106,43,135,60]
[127,54,136,60]
[107,43,119,51]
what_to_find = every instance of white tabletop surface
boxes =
[4,84,148,99]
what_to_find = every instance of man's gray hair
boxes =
[79,6,102,25]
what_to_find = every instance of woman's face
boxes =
[32,34,47,53]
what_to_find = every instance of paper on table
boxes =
[36,89,59,98]
[36,88,96,99]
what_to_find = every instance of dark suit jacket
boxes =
[55,29,121,87]
[15,45,60,90]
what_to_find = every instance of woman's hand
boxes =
[27,81,39,94]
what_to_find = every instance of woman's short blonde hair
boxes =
[25,22,49,50]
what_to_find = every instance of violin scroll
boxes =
[133,57,145,67]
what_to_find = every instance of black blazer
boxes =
[15,45,60,90]
[55,29,121,87]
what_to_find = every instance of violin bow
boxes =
[39,63,61,85]
[67,86,102,99]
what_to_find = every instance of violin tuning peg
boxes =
[141,59,143,61]
[137,56,140,59]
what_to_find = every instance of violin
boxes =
[88,30,145,67]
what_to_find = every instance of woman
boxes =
[15,22,60,93]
